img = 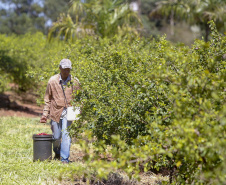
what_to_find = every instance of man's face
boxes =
[60,66,71,79]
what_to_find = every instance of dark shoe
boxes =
[62,161,68,164]
[54,154,61,160]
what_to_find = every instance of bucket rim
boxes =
[33,134,53,138]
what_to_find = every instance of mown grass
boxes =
[0,117,82,185]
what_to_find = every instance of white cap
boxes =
[59,59,72,69]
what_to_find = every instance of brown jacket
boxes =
[43,74,81,122]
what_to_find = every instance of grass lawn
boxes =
[0,117,84,184]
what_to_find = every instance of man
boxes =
[40,59,81,163]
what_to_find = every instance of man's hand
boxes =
[40,115,47,123]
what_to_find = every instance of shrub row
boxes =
[1,22,225,184]
[67,22,225,184]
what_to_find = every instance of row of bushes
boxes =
[0,21,225,184]
[0,32,64,93]
[67,22,225,184]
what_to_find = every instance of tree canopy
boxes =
[0,0,45,34]
[0,0,71,34]
[151,0,226,41]
[48,0,142,41]
[0,0,225,43]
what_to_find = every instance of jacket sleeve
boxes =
[43,81,52,117]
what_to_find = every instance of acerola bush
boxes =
[0,32,65,93]
[66,21,225,184]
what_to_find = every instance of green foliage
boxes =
[151,0,226,41]
[1,21,225,184]
[0,32,64,93]
[0,0,45,34]
[65,22,225,184]
[44,0,71,23]
[48,0,142,41]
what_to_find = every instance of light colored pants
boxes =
[51,118,72,162]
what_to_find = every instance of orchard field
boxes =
[0,21,225,184]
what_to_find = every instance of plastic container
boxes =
[32,134,53,161]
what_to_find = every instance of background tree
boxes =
[48,0,142,40]
[1,0,224,43]
[151,0,226,41]
[0,0,45,34]
[150,0,189,36]
[136,0,160,37]
[187,0,226,41]
[43,0,70,27]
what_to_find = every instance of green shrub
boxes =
[66,21,225,184]
[0,32,64,93]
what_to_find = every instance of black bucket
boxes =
[32,134,53,161]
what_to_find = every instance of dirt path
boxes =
[0,91,43,118]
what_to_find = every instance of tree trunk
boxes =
[205,23,210,42]
[170,10,174,36]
